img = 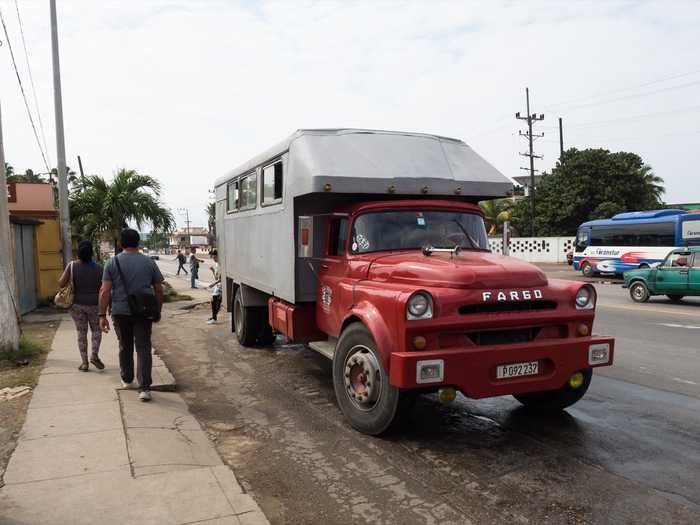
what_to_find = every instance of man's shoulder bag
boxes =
[113,256,160,321]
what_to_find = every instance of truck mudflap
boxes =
[388,336,614,399]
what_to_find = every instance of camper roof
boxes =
[215,128,512,199]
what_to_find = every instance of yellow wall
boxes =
[34,218,63,303]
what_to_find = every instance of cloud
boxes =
[1,1,699,229]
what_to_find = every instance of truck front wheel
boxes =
[513,369,592,412]
[333,323,411,435]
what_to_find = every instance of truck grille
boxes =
[459,300,557,315]
[468,328,539,346]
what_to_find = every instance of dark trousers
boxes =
[177,262,188,275]
[211,294,222,320]
[113,315,153,390]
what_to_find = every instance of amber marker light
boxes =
[577,323,589,336]
[438,387,457,404]
[569,372,585,389]
[413,336,427,350]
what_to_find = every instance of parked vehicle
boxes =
[572,209,700,277]
[623,247,700,302]
[215,129,615,435]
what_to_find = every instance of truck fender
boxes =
[341,301,395,370]
[238,283,270,307]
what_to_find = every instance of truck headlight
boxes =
[575,285,595,310]
[407,292,433,320]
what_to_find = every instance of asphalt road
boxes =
[154,260,700,525]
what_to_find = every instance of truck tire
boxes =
[256,307,276,345]
[666,295,684,302]
[629,281,650,303]
[581,262,594,278]
[333,323,410,435]
[233,288,258,346]
[513,368,592,412]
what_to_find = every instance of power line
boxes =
[561,104,700,130]
[543,66,700,111]
[14,0,51,167]
[0,6,50,172]
[549,79,700,113]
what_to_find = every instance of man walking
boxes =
[99,229,164,402]
[207,250,222,324]
[189,246,204,289]
[174,250,188,276]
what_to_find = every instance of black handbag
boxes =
[113,255,161,320]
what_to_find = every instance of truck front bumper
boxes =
[388,336,614,399]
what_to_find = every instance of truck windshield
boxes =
[350,210,488,254]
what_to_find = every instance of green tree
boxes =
[70,169,175,252]
[511,148,664,236]
[8,168,46,183]
[4,162,13,178]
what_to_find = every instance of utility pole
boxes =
[516,87,544,237]
[0,103,20,353]
[558,117,564,163]
[77,155,85,180]
[177,208,191,247]
[50,0,71,266]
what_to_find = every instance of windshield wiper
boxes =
[452,219,479,249]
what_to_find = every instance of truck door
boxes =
[317,217,350,336]
[655,251,690,294]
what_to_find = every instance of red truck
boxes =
[215,129,614,435]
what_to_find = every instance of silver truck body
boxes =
[214,128,511,308]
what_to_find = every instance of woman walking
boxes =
[58,241,105,371]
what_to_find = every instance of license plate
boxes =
[496,361,539,379]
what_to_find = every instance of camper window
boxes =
[262,161,283,206]
[239,172,258,210]
[226,180,239,212]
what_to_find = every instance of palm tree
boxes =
[479,199,510,235]
[70,169,175,253]
[639,165,665,203]
[4,162,13,178]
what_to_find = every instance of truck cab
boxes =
[216,129,615,435]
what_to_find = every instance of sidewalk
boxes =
[0,316,269,525]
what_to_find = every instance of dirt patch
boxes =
[0,322,58,485]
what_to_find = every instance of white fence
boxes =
[488,237,575,263]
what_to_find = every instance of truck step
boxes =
[308,338,337,360]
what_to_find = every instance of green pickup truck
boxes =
[623,247,700,302]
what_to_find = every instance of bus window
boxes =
[575,230,589,252]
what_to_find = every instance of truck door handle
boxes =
[320,264,329,270]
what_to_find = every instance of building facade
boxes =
[7,182,63,313]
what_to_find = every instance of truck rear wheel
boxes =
[233,288,259,346]
[513,368,592,412]
[333,323,410,435]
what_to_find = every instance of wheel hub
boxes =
[344,346,381,410]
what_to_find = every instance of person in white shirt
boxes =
[207,250,222,324]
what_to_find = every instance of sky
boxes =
[1,0,699,230]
